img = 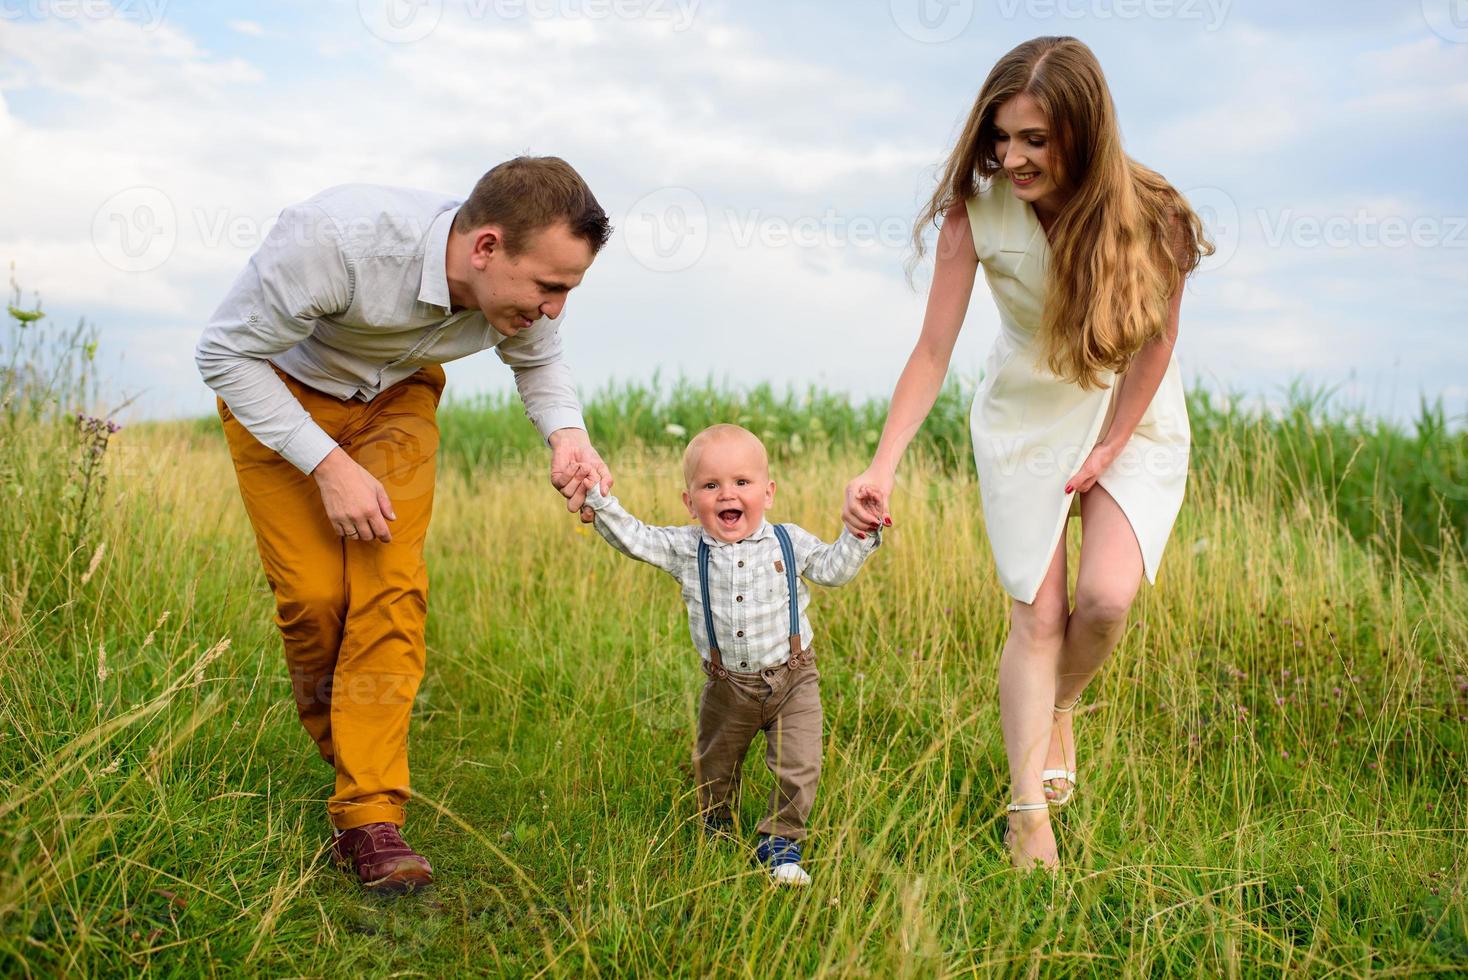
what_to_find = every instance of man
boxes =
[196,156,612,893]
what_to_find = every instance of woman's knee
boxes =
[1010,595,1068,645]
[1071,586,1132,635]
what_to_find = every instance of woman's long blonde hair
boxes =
[913,36,1214,389]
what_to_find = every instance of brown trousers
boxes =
[693,647,822,841]
[219,363,444,831]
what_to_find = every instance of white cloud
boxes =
[0,5,1460,426]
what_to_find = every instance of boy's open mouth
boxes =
[718,509,743,528]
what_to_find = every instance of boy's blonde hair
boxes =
[681,424,769,487]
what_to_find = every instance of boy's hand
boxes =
[569,464,598,523]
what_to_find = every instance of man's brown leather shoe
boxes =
[332,822,434,894]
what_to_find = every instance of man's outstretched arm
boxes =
[495,316,613,514]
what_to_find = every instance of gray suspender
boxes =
[697,525,801,670]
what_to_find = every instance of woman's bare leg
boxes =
[999,532,1069,868]
[1044,484,1145,801]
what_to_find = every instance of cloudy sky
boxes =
[1,0,1464,424]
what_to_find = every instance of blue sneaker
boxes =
[755,835,811,886]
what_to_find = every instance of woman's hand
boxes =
[1066,441,1119,495]
[842,468,895,538]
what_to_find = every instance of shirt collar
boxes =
[699,519,774,549]
[417,204,462,314]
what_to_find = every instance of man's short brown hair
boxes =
[454,156,612,255]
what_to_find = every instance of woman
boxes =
[842,36,1212,869]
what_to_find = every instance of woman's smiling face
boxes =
[993,92,1062,208]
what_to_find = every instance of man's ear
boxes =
[472,226,505,268]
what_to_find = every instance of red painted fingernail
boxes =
[1065,485,1073,494]
[857,532,866,539]
[883,517,892,526]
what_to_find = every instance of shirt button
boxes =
[736,630,744,637]
[735,595,743,602]
[737,560,744,568]
[740,662,748,668]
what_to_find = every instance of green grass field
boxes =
[1,296,1465,976]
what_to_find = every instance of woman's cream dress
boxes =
[966,175,1190,604]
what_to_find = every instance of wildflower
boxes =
[664,423,687,438]
[96,641,109,684]
[8,304,45,325]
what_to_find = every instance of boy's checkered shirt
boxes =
[582,485,881,673]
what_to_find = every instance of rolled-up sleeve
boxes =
[494,314,586,442]
[195,204,352,474]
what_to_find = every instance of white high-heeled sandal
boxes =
[1004,801,1053,868]
[1042,694,1082,807]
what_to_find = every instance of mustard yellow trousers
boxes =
[219,363,445,831]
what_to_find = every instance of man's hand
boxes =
[549,427,612,519]
[312,446,395,543]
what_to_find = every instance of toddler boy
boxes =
[571,424,883,885]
